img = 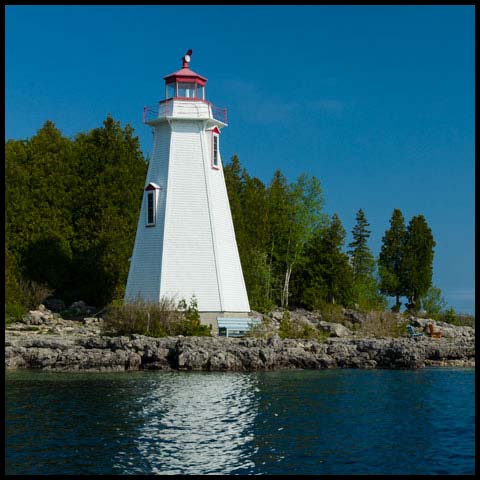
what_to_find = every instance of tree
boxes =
[302,214,354,309]
[279,174,325,308]
[419,285,447,318]
[69,116,147,305]
[348,209,384,310]
[401,215,436,312]
[378,208,407,311]
[348,209,375,279]
[5,116,148,310]
[5,121,75,300]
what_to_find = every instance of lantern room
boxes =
[164,49,207,101]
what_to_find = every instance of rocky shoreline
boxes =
[5,304,475,372]
[5,329,475,373]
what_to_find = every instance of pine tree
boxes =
[302,214,354,308]
[378,208,407,311]
[69,116,147,305]
[348,209,375,279]
[348,209,386,310]
[401,215,436,312]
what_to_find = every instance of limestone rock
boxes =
[318,320,352,337]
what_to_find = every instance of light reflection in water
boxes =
[114,373,259,474]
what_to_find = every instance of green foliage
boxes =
[5,117,147,309]
[351,277,388,312]
[401,215,436,312]
[5,303,25,324]
[301,214,354,309]
[246,317,277,338]
[6,120,439,320]
[278,311,329,340]
[419,285,447,318]
[378,208,407,310]
[347,209,386,310]
[442,307,458,326]
[178,297,211,336]
[348,209,375,279]
[102,296,211,337]
[223,157,325,311]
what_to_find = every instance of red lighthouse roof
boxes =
[164,49,207,85]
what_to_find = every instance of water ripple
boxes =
[6,368,475,475]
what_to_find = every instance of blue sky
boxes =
[6,5,475,314]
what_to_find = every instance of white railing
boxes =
[143,98,228,124]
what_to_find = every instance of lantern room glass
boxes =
[166,83,176,99]
[165,81,205,100]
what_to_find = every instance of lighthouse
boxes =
[125,50,251,327]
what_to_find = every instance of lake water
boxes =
[5,368,475,475]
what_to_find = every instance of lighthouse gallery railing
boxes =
[143,98,228,125]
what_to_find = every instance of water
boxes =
[5,368,475,475]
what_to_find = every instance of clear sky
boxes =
[5,5,475,314]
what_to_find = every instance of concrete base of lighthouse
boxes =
[200,311,251,336]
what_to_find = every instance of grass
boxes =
[356,311,408,338]
[102,296,211,338]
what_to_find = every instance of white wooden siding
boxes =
[125,109,250,313]
[160,121,221,310]
[124,123,171,302]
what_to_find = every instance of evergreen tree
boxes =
[347,209,385,310]
[378,208,407,311]
[302,214,354,308]
[69,116,147,305]
[401,215,436,312]
[348,208,375,279]
[265,170,291,306]
[6,121,75,297]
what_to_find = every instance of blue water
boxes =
[5,368,475,475]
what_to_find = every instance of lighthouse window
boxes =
[146,191,155,226]
[177,82,195,98]
[212,134,219,168]
[197,85,205,100]
[166,83,175,99]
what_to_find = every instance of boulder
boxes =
[21,306,54,325]
[318,320,352,338]
[343,309,367,325]
[269,309,285,321]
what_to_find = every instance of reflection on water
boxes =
[121,373,259,474]
[5,368,475,475]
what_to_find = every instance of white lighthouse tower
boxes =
[125,50,250,326]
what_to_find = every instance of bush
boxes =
[428,308,474,327]
[318,302,346,324]
[102,296,211,337]
[178,297,211,336]
[5,303,25,324]
[247,317,277,338]
[356,311,407,338]
[278,311,329,341]
[419,285,447,319]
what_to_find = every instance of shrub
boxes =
[102,296,211,337]
[318,302,346,324]
[5,303,25,324]
[178,297,211,336]
[278,311,329,341]
[356,311,407,338]
[247,317,277,338]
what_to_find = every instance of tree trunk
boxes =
[281,265,292,308]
